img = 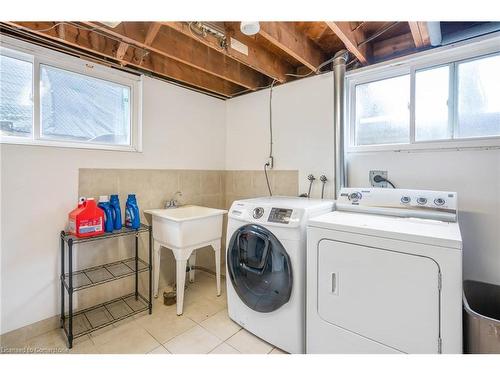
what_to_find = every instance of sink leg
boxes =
[176,259,188,315]
[213,239,221,297]
[189,251,196,283]
[153,241,161,298]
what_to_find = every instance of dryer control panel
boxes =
[337,188,458,222]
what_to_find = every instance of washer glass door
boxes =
[227,224,293,313]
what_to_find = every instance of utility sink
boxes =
[145,205,227,249]
[144,205,227,315]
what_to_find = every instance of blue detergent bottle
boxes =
[98,195,114,233]
[110,194,122,230]
[125,194,140,229]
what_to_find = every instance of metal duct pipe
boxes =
[333,49,349,199]
[427,22,442,46]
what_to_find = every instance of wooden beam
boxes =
[408,22,431,48]
[84,22,268,90]
[325,22,370,65]
[6,22,242,97]
[257,22,326,71]
[144,22,161,46]
[115,42,129,62]
[163,21,294,83]
[372,32,416,61]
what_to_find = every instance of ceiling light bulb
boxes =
[101,21,121,28]
[240,22,260,36]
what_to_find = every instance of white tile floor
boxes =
[5,271,287,354]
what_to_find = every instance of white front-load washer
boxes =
[226,196,333,354]
[306,188,463,354]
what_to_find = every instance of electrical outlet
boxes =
[369,170,388,188]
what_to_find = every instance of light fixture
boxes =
[240,22,260,36]
[101,21,122,28]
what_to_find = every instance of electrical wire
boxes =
[374,175,396,189]
[263,79,276,196]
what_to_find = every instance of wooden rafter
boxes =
[115,41,129,62]
[84,21,268,90]
[144,22,161,46]
[257,22,326,71]
[372,32,416,61]
[325,22,370,65]
[6,21,241,97]
[163,21,294,83]
[408,22,431,48]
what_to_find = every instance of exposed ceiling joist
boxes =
[258,22,326,71]
[6,22,241,97]
[163,21,293,83]
[408,22,431,48]
[144,22,161,46]
[372,32,416,61]
[84,21,268,90]
[115,41,129,62]
[325,22,370,64]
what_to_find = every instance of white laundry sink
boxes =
[144,205,227,250]
[145,205,227,315]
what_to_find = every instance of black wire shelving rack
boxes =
[60,224,152,348]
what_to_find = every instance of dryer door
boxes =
[227,224,293,313]
[317,239,441,353]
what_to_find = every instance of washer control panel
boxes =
[338,187,458,222]
[230,202,302,227]
[268,207,293,224]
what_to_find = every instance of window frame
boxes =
[0,36,142,152]
[346,32,500,153]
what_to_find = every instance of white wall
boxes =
[347,149,500,285]
[226,73,335,199]
[0,76,226,334]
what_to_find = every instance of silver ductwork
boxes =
[333,50,349,199]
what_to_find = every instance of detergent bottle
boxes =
[68,198,105,238]
[98,196,114,233]
[125,194,140,229]
[109,194,122,230]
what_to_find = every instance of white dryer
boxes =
[307,188,463,354]
[226,196,333,354]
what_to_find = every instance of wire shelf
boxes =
[62,257,149,292]
[62,293,149,338]
[61,224,150,244]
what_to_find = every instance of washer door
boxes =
[227,224,293,313]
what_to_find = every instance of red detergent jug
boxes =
[68,198,105,238]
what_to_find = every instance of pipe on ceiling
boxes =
[333,49,349,199]
[427,22,442,46]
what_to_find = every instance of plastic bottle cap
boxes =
[99,195,109,202]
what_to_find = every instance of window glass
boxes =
[355,74,410,145]
[0,54,33,137]
[40,64,131,145]
[457,54,500,138]
[415,65,450,141]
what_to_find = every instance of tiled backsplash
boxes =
[77,168,298,308]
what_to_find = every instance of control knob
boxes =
[253,207,264,219]
[401,196,411,204]
[434,198,445,206]
[417,197,427,205]
[349,192,362,202]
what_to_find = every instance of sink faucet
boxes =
[165,191,183,209]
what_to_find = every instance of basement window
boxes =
[347,35,500,152]
[0,36,142,151]
[0,53,33,138]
